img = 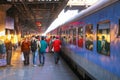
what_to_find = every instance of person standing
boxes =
[21,38,30,65]
[31,36,38,66]
[52,36,61,64]
[0,39,6,59]
[45,36,51,53]
[50,36,56,53]
[38,36,47,66]
[5,38,12,66]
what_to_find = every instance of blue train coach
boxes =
[48,0,120,80]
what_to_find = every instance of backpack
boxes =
[31,40,37,52]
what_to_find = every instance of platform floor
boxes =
[0,47,79,80]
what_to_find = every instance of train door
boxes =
[118,19,120,36]
[97,20,110,56]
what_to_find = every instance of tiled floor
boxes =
[0,47,79,80]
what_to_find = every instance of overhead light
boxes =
[67,0,99,7]
[7,0,12,2]
[36,21,42,27]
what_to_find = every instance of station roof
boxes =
[0,0,98,34]
[0,0,69,33]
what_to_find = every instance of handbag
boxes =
[20,52,25,61]
[52,47,54,52]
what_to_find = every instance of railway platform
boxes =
[0,47,79,80]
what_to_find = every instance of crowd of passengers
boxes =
[0,35,61,67]
[21,35,62,66]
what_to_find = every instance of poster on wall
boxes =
[5,17,14,30]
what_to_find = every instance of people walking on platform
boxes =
[31,35,40,66]
[52,36,61,64]
[31,36,38,66]
[5,38,12,66]
[38,36,47,66]
[45,36,51,53]
[21,38,30,65]
[11,36,18,51]
[49,36,56,53]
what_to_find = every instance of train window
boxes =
[69,29,73,44]
[66,30,69,36]
[61,30,66,43]
[73,28,76,45]
[60,28,62,37]
[78,27,83,48]
[85,24,93,51]
[97,21,110,56]
[65,29,70,44]
[62,31,65,37]
[62,30,68,43]
[65,30,69,39]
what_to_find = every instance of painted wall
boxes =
[0,6,6,36]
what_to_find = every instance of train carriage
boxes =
[48,0,120,80]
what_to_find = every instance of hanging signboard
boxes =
[5,17,14,30]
